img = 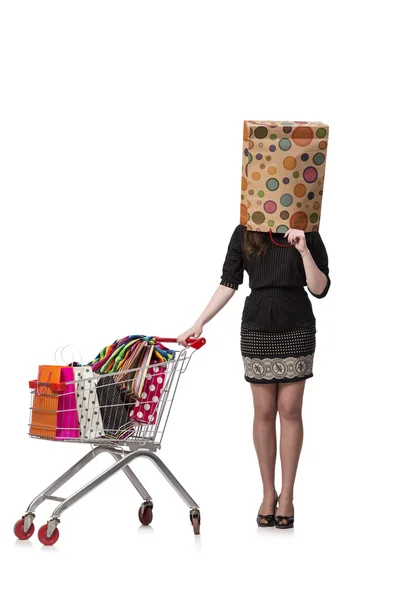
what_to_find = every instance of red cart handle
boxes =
[154,337,206,350]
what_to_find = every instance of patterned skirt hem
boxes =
[242,350,315,383]
[244,372,314,385]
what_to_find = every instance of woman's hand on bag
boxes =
[177,321,203,347]
[284,228,308,257]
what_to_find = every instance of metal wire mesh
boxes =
[28,349,193,448]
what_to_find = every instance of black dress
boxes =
[220,225,331,385]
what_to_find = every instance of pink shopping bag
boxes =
[56,367,80,439]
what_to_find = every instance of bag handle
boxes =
[54,345,83,367]
[269,228,293,248]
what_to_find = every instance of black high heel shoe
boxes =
[256,491,278,527]
[275,497,295,529]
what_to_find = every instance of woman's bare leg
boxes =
[276,379,306,524]
[251,382,278,520]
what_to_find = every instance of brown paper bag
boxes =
[241,120,329,233]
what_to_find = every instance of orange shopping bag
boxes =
[29,365,79,439]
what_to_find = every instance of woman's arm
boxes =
[303,231,331,298]
[177,285,235,347]
[177,225,244,347]
[284,228,331,299]
[301,247,330,298]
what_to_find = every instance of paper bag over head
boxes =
[241,120,329,233]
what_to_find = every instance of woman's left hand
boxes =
[284,228,308,257]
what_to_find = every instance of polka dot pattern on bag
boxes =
[129,359,166,425]
[241,120,328,233]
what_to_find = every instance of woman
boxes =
[177,225,331,529]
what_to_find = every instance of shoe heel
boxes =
[275,496,294,529]
[257,490,279,528]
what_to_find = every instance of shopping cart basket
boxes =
[14,336,206,545]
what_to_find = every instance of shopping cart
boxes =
[14,336,206,545]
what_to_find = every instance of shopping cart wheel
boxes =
[190,510,201,535]
[38,524,60,546]
[138,503,153,526]
[14,518,35,541]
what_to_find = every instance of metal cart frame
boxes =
[14,336,206,545]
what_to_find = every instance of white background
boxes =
[0,1,399,598]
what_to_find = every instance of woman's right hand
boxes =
[177,321,203,348]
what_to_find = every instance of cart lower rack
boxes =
[14,336,206,545]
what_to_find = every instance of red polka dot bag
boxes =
[129,356,167,425]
